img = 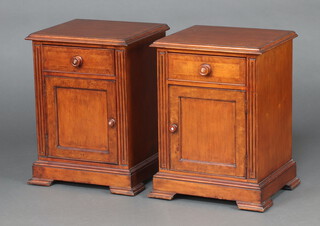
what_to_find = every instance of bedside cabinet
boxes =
[148,25,300,211]
[26,19,169,195]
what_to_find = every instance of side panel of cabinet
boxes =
[255,41,293,181]
[45,76,118,164]
[168,85,246,177]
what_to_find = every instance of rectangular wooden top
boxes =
[26,19,169,46]
[151,25,297,54]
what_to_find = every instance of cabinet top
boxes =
[25,19,169,46]
[151,25,297,54]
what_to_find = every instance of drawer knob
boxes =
[169,124,178,133]
[108,118,116,128]
[199,64,212,76]
[71,56,83,67]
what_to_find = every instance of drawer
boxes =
[168,53,246,84]
[43,45,114,75]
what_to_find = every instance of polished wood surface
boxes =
[255,41,293,180]
[149,25,299,212]
[46,76,118,163]
[125,32,162,167]
[169,85,246,177]
[168,53,246,84]
[26,19,169,195]
[26,19,169,46]
[151,25,297,54]
[43,45,114,75]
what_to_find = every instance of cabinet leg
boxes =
[28,178,54,186]
[236,199,273,212]
[148,190,176,200]
[109,183,145,196]
[282,177,301,190]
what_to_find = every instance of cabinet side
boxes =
[126,32,166,168]
[255,40,293,181]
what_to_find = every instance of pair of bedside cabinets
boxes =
[26,19,300,212]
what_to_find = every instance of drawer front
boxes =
[43,45,115,75]
[168,53,246,84]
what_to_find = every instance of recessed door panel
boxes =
[56,88,108,150]
[169,85,246,177]
[46,76,117,164]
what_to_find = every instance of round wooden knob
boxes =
[169,124,178,133]
[108,118,116,128]
[71,56,83,67]
[199,64,212,76]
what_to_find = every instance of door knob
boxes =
[199,63,212,76]
[169,124,178,133]
[71,55,83,67]
[108,118,116,128]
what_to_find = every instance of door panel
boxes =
[46,76,118,164]
[169,85,246,177]
[57,88,108,150]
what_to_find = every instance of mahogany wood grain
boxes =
[125,32,163,167]
[168,53,246,84]
[27,178,53,186]
[283,177,301,190]
[43,45,115,75]
[255,40,293,180]
[149,25,299,212]
[151,25,297,54]
[236,199,273,212]
[45,76,118,163]
[168,85,246,177]
[26,19,169,46]
[26,19,169,195]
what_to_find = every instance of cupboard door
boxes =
[169,85,246,177]
[45,76,118,164]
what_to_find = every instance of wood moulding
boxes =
[149,160,299,212]
[115,49,129,166]
[28,153,158,196]
[33,44,47,157]
[157,51,169,169]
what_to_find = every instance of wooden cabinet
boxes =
[26,19,169,195]
[149,25,300,211]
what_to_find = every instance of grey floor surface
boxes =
[0,133,319,226]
